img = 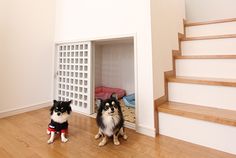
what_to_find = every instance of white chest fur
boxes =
[101,115,120,136]
[51,112,70,123]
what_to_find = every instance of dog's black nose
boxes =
[57,113,61,116]
[111,107,114,112]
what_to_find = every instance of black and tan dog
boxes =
[47,100,72,144]
[95,94,128,146]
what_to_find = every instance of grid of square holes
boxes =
[57,42,90,113]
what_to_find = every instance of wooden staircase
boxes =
[155,18,236,155]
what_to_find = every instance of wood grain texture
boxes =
[178,33,185,50]
[174,55,236,59]
[0,107,236,158]
[154,26,184,133]
[154,71,172,134]
[159,102,236,127]
[183,19,187,35]
[168,76,236,87]
[155,96,168,111]
[185,18,236,27]
[172,50,181,76]
[182,34,236,41]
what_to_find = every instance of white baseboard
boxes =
[0,102,156,138]
[136,124,156,137]
[0,101,52,119]
[72,109,95,118]
[73,110,136,130]
[71,111,156,137]
[124,121,135,129]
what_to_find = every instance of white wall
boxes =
[95,45,102,87]
[0,0,55,113]
[0,3,5,101]
[185,0,236,22]
[55,0,155,136]
[151,0,185,99]
[95,43,134,95]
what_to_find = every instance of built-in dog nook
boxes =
[54,36,136,128]
[93,37,135,124]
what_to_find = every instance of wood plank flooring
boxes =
[159,101,236,126]
[0,107,235,158]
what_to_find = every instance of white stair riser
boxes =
[159,112,236,155]
[168,82,236,110]
[186,21,236,37]
[181,38,236,55]
[176,59,236,79]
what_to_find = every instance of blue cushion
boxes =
[123,94,135,108]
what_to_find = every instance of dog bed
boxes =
[120,99,135,123]
[95,86,125,100]
[123,93,135,108]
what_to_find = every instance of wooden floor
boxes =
[0,108,235,158]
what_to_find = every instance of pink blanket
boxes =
[95,86,125,100]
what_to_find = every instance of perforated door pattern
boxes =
[56,42,91,114]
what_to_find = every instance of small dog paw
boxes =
[61,137,68,143]
[113,140,120,145]
[47,139,54,144]
[47,130,51,135]
[123,134,128,140]
[98,141,106,147]
[95,134,101,139]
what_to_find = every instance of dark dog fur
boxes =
[95,94,127,146]
[47,100,72,144]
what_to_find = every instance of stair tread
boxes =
[158,101,236,127]
[182,34,236,41]
[174,55,236,59]
[185,18,236,27]
[168,76,236,87]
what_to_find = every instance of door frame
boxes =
[53,33,138,130]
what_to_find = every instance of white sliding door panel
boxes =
[56,42,92,114]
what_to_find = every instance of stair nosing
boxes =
[167,76,236,87]
[185,18,236,27]
[158,101,236,127]
[182,34,236,41]
[174,55,236,59]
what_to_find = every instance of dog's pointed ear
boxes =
[50,104,55,115]
[51,100,58,115]
[96,99,103,109]
[67,104,72,114]
[110,93,118,100]
[68,100,72,105]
